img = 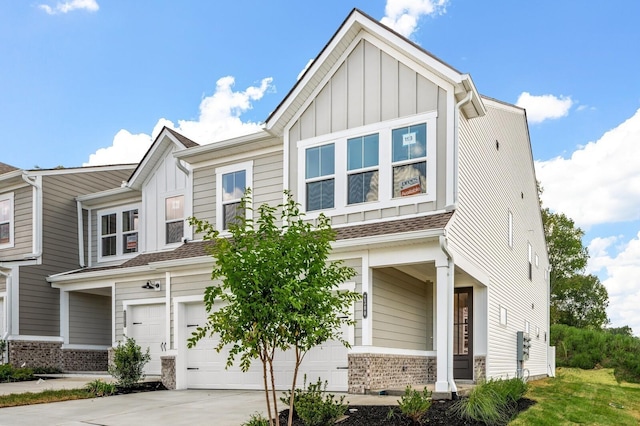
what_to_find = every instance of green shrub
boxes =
[396,386,431,425]
[450,378,527,425]
[32,366,62,375]
[280,376,348,426]
[85,379,116,397]
[0,364,34,383]
[241,412,270,426]
[108,336,151,388]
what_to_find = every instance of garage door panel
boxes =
[185,302,349,391]
[128,304,165,376]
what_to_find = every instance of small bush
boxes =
[281,376,348,426]
[0,364,34,383]
[85,379,116,397]
[397,386,432,425]
[32,366,63,375]
[108,336,151,388]
[450,378,527,425]
[242,412,270,426]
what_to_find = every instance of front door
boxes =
[453,287,473,380]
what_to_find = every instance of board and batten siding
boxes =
[192,150,283,237]
[69,291,111,345]
[447,99,550,379]
[1,185,34,258]
[372,267,431,351]
[18,169,131,336]
[287,39,449,224]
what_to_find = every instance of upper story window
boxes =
[298,112,437,214]
[392,123,427,197]
[165,195,184,244]
[216,161,253,231]
[0,193,14,248]
[306,144,335,211]
[347,134,378,204]
[222,170,246,229]
[99,205,139,260]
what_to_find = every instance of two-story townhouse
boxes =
[0,161,135,369]
[48,9,550,398]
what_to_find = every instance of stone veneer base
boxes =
[160,355,176,390]
[348,353,436,394]
[8,340,107,371]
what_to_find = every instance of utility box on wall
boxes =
[517,331,531,362]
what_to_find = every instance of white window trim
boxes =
[0,192,14,249]
[499,305,508,327]
[215,161,254,233]
[164,194,186,247]
[97,203,141,262]
[297,112,437,218]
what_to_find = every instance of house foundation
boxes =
[348,353,436,394]
[8,340,107,371]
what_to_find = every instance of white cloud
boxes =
[381,0,448,38]
[587,233,640,336]
[38,0,99,15]
[84,76,274,166]
[536,108,640,228]
[516,92,573,124]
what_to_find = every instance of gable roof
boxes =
[265,8,485,136]
[0,162,19,175]
[126,126,199,190]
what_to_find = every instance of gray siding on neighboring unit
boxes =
[447,99,550,378]
[1,185,34,258]
[287,39,449,224]
[372,267,430,351]
[0,275,5,293]
[69,291,111,345]
[18,169,131,336]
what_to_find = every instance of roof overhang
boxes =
[174,130,280,165]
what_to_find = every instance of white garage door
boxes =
[185,302,349,391]
[128,303,166,375]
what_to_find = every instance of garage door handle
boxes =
[336,367,348,370]
[133,322,142,325]
[187,324,199,327]
[187,367,199,370]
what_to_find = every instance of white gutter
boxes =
[175,158,190,176]
[76,200,85,268]
[21,173,42,260]
[439,234,458,394]
[449,91,474,210]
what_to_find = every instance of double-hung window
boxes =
[347,134,379,204]
[305,144,335,211]
[216,161,253,231]
[391,123,427,198]
[165,196,184,244]
[0,194,14,248]
[221,170,246,229]
[99,206,139,260]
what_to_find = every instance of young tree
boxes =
[188,191,359,426]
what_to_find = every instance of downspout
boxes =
[450,91,474,210]
[439,234,458,395]
[76,200,85,268]
[175,158,190,177]
[21,173,42,260]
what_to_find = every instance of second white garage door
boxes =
[184,302,349,391]
[128,303,166,376]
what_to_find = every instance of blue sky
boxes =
[2,1,640,334]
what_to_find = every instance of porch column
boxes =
[435,258,450,392]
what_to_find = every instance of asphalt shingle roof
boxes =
[0,162,18,175]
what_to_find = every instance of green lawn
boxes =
[0,389,94,408]
[511,367,640,425]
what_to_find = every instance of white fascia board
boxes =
[48,265,155,285]
[24,164,136,178]
[174,130,275,163]
[0,170,24,182]
[331,228,445,251]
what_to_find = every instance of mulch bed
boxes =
[278,398,536,425]
[113,381,168,395]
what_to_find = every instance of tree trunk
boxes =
[260,353,274,426]
[268,350,278,424]
[287,347,301,426]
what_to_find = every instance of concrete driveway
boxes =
[0,377,396,425]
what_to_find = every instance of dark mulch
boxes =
[114,381,168,395]
[278,398,536,425]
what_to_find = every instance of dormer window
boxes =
[165,196,184,244]
[98,205,139,260]
[0,194,14,248]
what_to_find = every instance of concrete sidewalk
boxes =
[0,376,398,425]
